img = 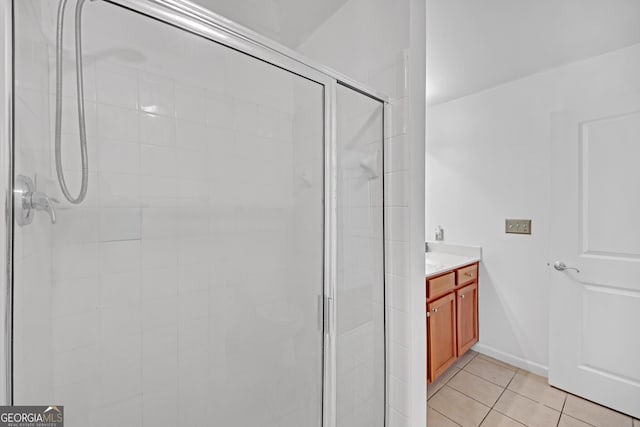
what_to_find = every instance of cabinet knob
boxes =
[433,308,438,313]
[461,294,465,299]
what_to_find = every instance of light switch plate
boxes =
[505,219,532,235]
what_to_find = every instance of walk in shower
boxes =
[1,0,386,426]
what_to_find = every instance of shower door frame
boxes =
[1,0,390,425]
[0,0,12,408]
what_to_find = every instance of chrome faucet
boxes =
[15,175,57,226]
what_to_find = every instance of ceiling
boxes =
[191,0,350,48]
[427,0,640,105]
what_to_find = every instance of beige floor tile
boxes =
[428,366,460,400]
[429,386,490,427]
[454,350,478,369]
[506,370,566,411]
[427,407,460,427]
[447,370,504,407]
[476,354,517,371]
[494,390,560,427]
[463,356,516,387]
[558,414,593,427]
[563,395,633,427]
[480,411,525,427]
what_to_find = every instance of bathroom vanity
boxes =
[425,244,481,383]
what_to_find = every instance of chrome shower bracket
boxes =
[14,175,57,226]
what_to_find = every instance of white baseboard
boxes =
[472,343,548,378]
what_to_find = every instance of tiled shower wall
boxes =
[336,85,385,427]
[13,0,55,402]
[15,2,326,426]
[298,0,420,421]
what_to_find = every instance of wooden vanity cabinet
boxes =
[426,262,479,383]
[456,282,478,355]
[426,293,457,381]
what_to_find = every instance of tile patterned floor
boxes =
[427,351,640,427]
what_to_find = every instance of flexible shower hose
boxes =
[54,0,89,204]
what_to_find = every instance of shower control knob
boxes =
[14,175,58,226]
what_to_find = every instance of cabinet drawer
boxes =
[427,272,455,300]
[457,263,478,286]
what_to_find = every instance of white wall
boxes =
[426,43,640,374]
[300,0,427,426]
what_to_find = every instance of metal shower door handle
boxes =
[15,175,58,226]
[553,261,580,273]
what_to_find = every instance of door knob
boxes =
[553,261,579,273]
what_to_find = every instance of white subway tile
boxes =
[142,297,178,332]
[141,239,178,270]
[177,149,207,179]
[52,276,99,317]
[98,141,140,174]
[179,291,208,321]
[177,178,208,200]
[384,171,408,207]
[98,173,140,207]
[139,72,175,117]
[52,311,99,352]
[385,97,406,138]
[388,407,410,427]
[53,346,95,387]
[175,83,206,123]
[52,242,100,281]
[96,62,138,110]
[384,135,408,173]
[178,237,209,266]
[142,207,178,240]
[178,262,208,294]
[98,332,142,368]
[100,271,141,308]
[141,145,177,177]
[140,175,178,200]
[95,359,141,406]
[176,120,207,152]
[52,207,100,246]
[205,93,234,129]
[389,307,409,347]
[389,343,409,383]
[143,387,178,427]
[91,396,142,427]
[100,240,141,274]
[143,325,178,363]
[386,240,409,277]
[139,112,176,147]
[233,98,258,132]
[97,104,138,142]
[142,267,178,300]
[101,305,142,340]
[99,207,141,242]
[385,207,409,242]
[389,376,410,417]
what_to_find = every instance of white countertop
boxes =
[425,242,482,278]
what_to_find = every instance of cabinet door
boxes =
[457,283,479,355]
[427,293,457,382]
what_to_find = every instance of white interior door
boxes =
[549,91,640,418]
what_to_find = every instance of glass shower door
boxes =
[12,1,325,426]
